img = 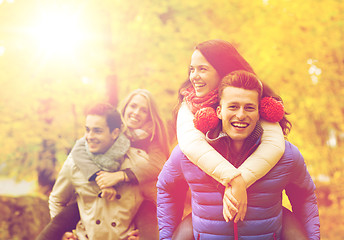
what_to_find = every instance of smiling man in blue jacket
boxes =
[157,70,320,240]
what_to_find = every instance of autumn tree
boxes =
[0,0,342,200]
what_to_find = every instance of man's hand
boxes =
[127,229,140,240]
[95,171,125,189]
[223,175,247,223]
[62,231,77,240]
[99,187,118,201]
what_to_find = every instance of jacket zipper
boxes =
[234,222,238,240]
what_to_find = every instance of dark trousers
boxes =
[36,202,80,240]
[134,200,159,240]
[172,207,308,240]
[281,207,308,240]
[35,200,158,240]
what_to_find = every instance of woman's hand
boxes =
[127,229,140,240]
[223,175,247,223]
[62,231,78,240]
[99,187,118,201]
[95,171,125,189]
[223,186,238,222]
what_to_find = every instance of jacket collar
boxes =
[206,121,263,165]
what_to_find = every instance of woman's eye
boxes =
[129,104,137,109]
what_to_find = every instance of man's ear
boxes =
[111,128,120,140]
[216,105,222,120]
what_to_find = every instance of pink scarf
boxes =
[180,87,219,114]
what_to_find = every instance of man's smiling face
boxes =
[217,86,259,151]
[85,115,118,154]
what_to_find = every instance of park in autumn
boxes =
[0,0,343,239]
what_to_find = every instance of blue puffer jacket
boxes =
[157,132,320,240]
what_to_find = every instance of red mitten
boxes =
[260,97,285,122]
[193,107,219,133]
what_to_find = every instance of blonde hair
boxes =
[119,89,169,157]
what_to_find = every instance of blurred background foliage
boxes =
[0,0,343,239]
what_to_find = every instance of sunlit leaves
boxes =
[0,0,343,193]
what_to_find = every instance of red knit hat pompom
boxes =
[260,97,285,122]
[194,107,219,133]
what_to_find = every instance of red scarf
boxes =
[180,87,219,114]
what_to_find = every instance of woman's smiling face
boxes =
[123,94,150,130]
[189,50,221,97]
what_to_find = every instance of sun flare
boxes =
[32,5,86,57]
